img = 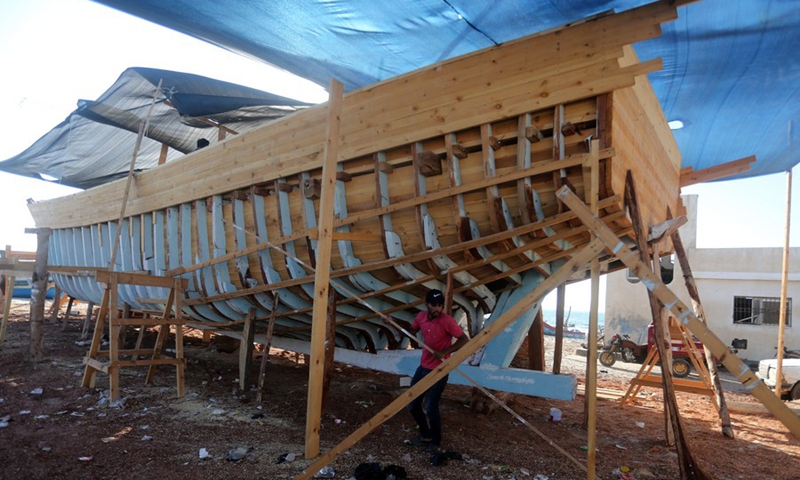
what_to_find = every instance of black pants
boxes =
[408,365,449,446]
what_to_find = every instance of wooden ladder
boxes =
[81,271,189,402]
[620,317,716,406]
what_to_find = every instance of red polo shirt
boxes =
[412,311,464,369]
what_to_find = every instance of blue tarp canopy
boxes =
[0,67,312,189]
[93,0,800,181]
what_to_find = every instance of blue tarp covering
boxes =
[93,0,800,181]
[0,67,312,188]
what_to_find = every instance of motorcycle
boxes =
[599,333,648,367]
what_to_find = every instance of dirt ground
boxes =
[1,299,799,480]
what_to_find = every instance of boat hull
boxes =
[28,3,682,361]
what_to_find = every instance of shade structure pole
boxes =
[776,169,792,398]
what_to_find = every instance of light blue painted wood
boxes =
[480,270,545,368]
[279,176,383,350]
[76,226,103,302]
[209,194,268,317]
[115,219,144,309]
[194,198,247,320]
[268,336,575,401]
[173,203,229,322]
[251,188,363,347]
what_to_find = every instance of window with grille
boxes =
[732,296,792,326]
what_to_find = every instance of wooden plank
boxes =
[296,239,605,479]
[305,79,344,460]
[239,308,256,391]
[775,170,792,399]
[631,376,715,397]
[679,156,756,187]
[556,186,800,441]
[0,274,14,342]
[96,270,188,289]
[30,229,51,362]
[257,293,280,403]
[671,225,734,437]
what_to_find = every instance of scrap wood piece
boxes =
[556,185,800,442]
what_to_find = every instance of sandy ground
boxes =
[1,299,800,480]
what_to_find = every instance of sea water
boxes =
[541,309,605,334]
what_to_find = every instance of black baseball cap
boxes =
[426,289,444,306]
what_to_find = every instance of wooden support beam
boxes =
[322,289,336,410]
[625,172,687,456]
[257,294,280,403]
[679,155,755,187]
[671,217,734,438]
[239,308,257,391]
[0,273,13,342]
[305,78,344,460]
[584,140,600,480]
[295,239,605,479]
[552,283,566,374]
[30,228,52,362]
[528,308,545,371]
[776,170,793,399]
[556,185,800,442]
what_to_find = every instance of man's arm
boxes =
[433,333,469,360]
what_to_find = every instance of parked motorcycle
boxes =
[775,346,800,359]
[599,333,648,367]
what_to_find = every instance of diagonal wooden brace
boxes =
[556,185,800,440]
[295,238,606,480]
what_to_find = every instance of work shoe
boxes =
[403,436,432,447]
[424,444,442,454]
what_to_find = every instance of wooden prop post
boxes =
[583,139,600,480]
[305,78,344,459]
[556,186,800,441]
[296,239,605,479]
[239,308,257,391]
[257,293,280,403]
[670,224,734,437]
[1,246,37,342]
[552,283,566,374]
[528,308,545,371]
[30,229,52,362]
[776,169,792,398]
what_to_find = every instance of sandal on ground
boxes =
[404,436,432,447]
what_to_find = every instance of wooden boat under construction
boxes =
[27,3,684,401]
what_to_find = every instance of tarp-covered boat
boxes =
[21,2,684,400]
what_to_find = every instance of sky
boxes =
[1,0,798,314]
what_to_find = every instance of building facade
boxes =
[605,195,800,363]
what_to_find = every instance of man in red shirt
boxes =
[406,289,468,452]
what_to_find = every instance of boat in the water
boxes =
[15,2,685,400]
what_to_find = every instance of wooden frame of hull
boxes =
[29,2,682,397]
